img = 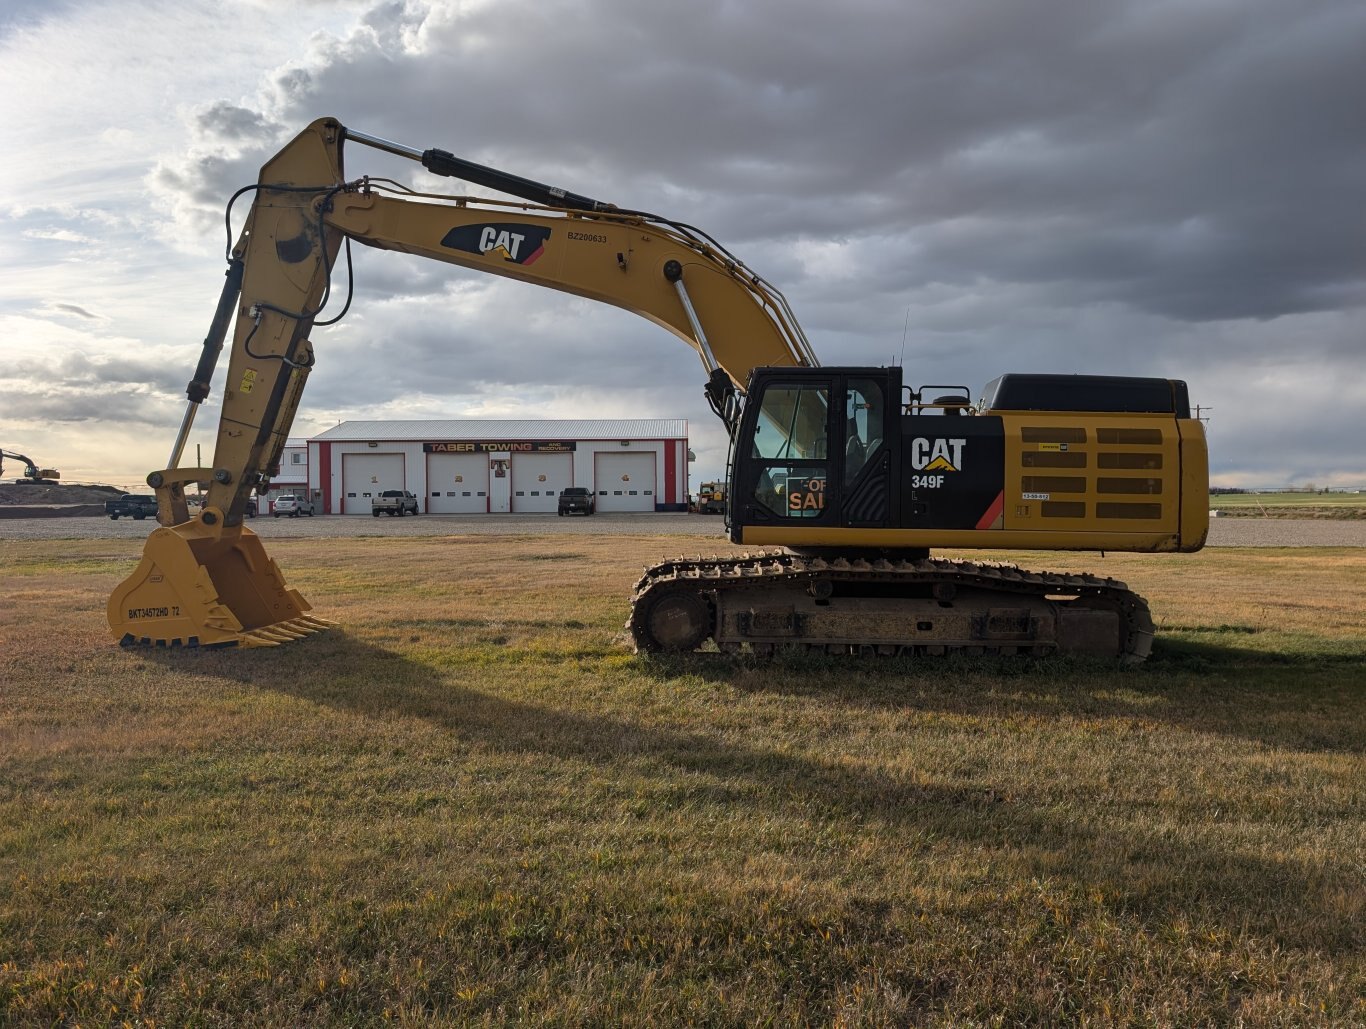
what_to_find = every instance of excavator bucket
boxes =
[108,523,334,648]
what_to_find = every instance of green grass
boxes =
[1211,492,1366,518]
[1,536,1363,1025]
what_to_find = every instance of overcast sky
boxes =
[2,0,1363,490]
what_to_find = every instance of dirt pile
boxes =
[0,482,126,518]
[0,482,124,506]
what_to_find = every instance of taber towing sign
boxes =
[424,441,576,453]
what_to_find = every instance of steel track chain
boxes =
[628,550,1154,662]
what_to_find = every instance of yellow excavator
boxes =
[1,449,60,484]
[108,117,1207,661]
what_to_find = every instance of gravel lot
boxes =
[1,511,1362,546]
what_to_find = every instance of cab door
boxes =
[838,374,896,528]
[732,369,900,535]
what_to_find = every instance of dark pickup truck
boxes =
[110,494,258,520]
[105,494,158,520]
[558,486,595,516]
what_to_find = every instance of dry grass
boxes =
[2,536,1363,1025]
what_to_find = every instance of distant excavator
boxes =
[108,117,1207,660]
[0,449,60,485]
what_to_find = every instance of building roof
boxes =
[312,418,688,441]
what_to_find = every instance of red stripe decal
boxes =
[975,490,1005,530]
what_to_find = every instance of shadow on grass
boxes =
[632,626,1366,756]
[140,632,1361,954]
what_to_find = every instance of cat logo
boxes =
[441,223,551,265]
[911,437,966,472]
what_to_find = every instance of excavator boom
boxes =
[108,117,814,647]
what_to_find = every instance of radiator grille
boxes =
[1098,452,1163,469]
[1097,502,1163,519]
[1097,427,1163,445]
[1022,475,1087,494]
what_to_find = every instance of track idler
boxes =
[108,515,333,648]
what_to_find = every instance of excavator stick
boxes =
[107,522,334,648]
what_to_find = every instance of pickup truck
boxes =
[558,486,595,516]
[372,490,419,517]
[105,494,158,520]
[114,495,258,519]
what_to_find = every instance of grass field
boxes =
[1211,493,1366,519]
[2,535,1363,1025]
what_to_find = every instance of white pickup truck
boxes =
[372,490,419,517]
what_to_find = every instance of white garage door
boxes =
[511,453,573,512]
[427,453,489,513]
[595,452,657,512]
[342,453,405,515]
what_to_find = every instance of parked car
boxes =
[558,486,595,516]
[273,494,315,518]
[372,490,419,517]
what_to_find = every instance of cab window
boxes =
[750,384,829,519]
[751,385,829,460]
[843,378,885,484]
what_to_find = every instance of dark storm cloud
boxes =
[50,303,99,320]
[193,102,284,145]
[7,352,186,403]
[1,383,180,426]
[137,0,1365,484]
[302,278,704,406]
[255,0,1365,330]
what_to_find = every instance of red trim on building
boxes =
[318,442,332,514]
[664,440,677,506]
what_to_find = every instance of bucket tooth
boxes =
[109,522,328,649]
[271,623,311,640]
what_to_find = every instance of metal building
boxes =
[308,419,689,514]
